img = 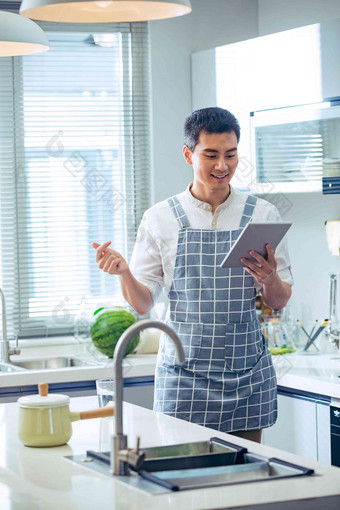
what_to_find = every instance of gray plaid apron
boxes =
[153,194,277,432]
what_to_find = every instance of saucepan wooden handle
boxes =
[79,406,114,420]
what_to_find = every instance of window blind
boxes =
[0,16,151,339]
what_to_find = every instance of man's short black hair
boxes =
[184,107,240,152]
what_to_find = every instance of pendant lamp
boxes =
[20,0,192,23]
[0,11,49,56]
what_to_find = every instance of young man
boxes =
[93,107,293,443]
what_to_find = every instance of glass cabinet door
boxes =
[250,101,340,193]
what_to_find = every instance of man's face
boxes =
[183,130,238,194]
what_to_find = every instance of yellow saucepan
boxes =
[18,382,114,447]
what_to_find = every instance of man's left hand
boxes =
[241,243,277,285]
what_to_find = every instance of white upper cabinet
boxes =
[250,100,340,193]
[320,18,340,100]
[192,18,340,193]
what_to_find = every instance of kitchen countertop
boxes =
[0,395,339,510]
[0,338,156,388]
[1,339,339,401]
[0,354,155,388]
[273,352,340,401]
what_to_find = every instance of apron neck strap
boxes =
[168,194,257,230]
[239,195,258,228]
[168,196,191,229]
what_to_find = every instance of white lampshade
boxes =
[0,11,49,56]
[20,0,192,23]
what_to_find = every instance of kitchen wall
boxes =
[149,0,259,201]
[149,0,340,322]
[258,0,340,35]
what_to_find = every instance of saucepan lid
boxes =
[18,382,70,408]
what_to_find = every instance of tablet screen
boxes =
[220,222,292,268]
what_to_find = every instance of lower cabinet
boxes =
[0,377,155,410]
[124,381,154,410]
[58,376,155,410]
[262,390,331,464]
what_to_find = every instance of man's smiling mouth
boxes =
[211,173,228,180]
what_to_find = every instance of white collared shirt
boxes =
[130,184,293,304]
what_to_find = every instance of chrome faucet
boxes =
[0,288,20,363]
[111,319,185,475]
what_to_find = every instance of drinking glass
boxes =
[96,379,114,408]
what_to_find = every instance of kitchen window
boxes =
[0,20,151,339]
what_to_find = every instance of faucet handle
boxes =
[117,436,145,471]
[117,446,145,471]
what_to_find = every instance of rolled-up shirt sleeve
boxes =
[129,212,164,305]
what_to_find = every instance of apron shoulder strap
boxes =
[168,196,191,229]
[239,194,258,228]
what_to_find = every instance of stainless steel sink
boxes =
[138,452,314,491]
[0,362,26,372]
[11,357,98,370]
[87,438,246,471]
[66,437,314,493]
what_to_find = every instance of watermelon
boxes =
[90,308,140,358]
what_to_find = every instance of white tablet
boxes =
[220,222,292,268]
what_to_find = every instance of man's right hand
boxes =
[92,241,153,315]
[92,241,130,276]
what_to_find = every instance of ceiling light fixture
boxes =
[19,0,192,23]
[0,11,49,57]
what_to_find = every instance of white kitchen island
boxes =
[1,346,340,470]
[0,396,339,510]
